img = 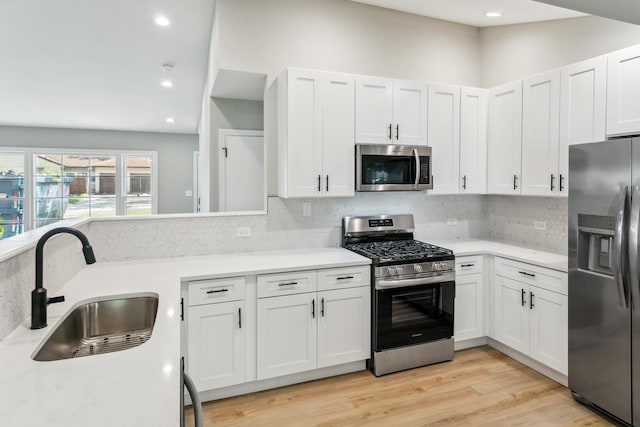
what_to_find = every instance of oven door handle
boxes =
[413,148,421,189]
[375,272,454,290]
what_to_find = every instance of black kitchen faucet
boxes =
[31,227,96,329]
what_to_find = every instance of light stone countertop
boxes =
[0,248,371,427]
[430,239,568,272]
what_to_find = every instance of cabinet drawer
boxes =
[456,256,483,276]
[188,277,246,306]
[495,257,567,295]
[318,266,370,291]
[257,270,317,298]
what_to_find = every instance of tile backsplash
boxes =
[0,193,568,340]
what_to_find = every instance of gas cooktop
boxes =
[345,239,454,264]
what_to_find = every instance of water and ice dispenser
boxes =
[577,214,615,276]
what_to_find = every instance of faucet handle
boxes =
[48,295,65,305]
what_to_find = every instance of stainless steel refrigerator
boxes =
[569,138,640,426]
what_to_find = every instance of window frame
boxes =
[0,147,157,235]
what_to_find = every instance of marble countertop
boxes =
[431,239,568,272]
[0,248,370,426]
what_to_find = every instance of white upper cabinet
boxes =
[356,77,427,145]
[459,87,488,194]
[428,84,460,194]
[278,68,355,198]
[488,81,523,195]
[559,56,607,198]
[607,45,640,137]
[521,70,561,196]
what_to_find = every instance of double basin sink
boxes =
[32,294,159,362]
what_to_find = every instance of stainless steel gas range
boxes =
[342,214,455,376]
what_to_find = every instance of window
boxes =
[0,148,157,240]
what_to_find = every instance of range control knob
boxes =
[433,263,440,271]
[396,266,404,275]
[387,266,397,275]
[414,264,423,273]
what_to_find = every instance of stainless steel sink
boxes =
[32,294,159,361]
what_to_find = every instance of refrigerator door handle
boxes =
[628,185,640,311]
[614,185,629,308]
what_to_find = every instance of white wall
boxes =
[480,15,640,87]
[217,0,481,86]
[0,125,198,214]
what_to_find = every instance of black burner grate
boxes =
[345,240,453,263]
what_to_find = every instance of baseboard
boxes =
[488,338,568,386]
[186,360,367,404]
[454,336,488,351]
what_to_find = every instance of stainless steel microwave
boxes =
[356,144,432,191]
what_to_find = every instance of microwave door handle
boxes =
[629,186,640,311]
[413,148,420,189]
[617,185,630,308]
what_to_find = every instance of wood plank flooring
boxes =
[185,346,612,426]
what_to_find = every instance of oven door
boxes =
[356,144,432,191]
[374,280,454,351]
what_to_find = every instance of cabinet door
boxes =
[493,276,529,354]
[317,287,371,368]
[393,80,428,146]
[282,69,323,197]
[559,56,607,198]
[459,87,488,194]
[454,273,484,341]
[355,76,393,144]
[521,71,560,196]
[322,73,355,197]
[187,301,245,391]
[529,286,568,374]
[488,81,522,194]
[607,45,640,137]
[257,293,317,380]
[428,84,460,194]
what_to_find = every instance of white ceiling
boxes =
[350,0,587,27]
[0,0,214,134]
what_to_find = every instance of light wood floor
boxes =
[185,346,612,426]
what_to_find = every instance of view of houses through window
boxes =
[0,149,156,240]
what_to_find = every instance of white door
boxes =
[559,56,607,198]
[459,87,488,194]
[393,80,428,145]
[529,286,568,374]
[187,301,245,391]
[257,293,317,380]
[322,73,355,197]
[454,273,484,342]
[317,287,370,368]
[493,276,530,355]
[284,69,323,197]
[521,70,560,196]
[428,84,460,194]
[488,81,523,194]
[607,45,640,137]
[219,130,264,211]
[355,76,393,144]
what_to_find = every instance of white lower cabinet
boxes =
[493,257,568,375]
[454,256,484,342]
[187,299,245,391]
[256,266,371,381]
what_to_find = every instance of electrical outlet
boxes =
[236,227,251,237]
[185,190,193,197]
[447,218,457,226]
[534,221,547,231]
[303,202,312,217]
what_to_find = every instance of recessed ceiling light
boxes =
[485,11,502,17]
[155,16,170,27]
[166,117,175,124]
[161,80,173,88]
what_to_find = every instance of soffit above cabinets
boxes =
[350,0,587,27]
[0,0,214,134]
[533,0,640,26]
